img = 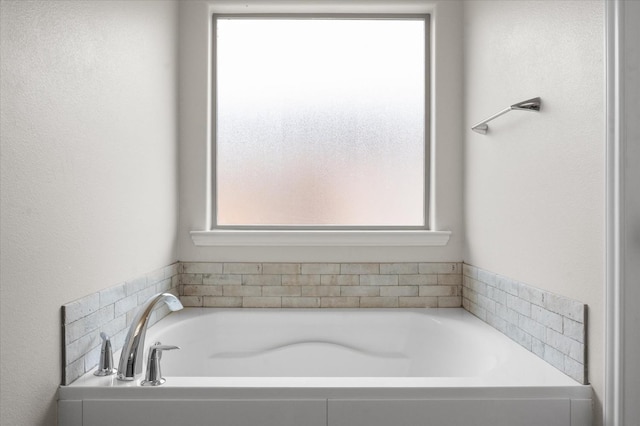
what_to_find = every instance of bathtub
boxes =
[58,308,592,426]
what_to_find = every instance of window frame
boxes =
[210,13,432,231]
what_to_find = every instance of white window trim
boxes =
[191,229,451,247]
[182,1,461,253]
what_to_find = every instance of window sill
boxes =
[190,230,451,247]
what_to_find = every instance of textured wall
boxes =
[463,0,604,423]
[0,1,178,424]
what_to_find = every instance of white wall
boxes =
[463,0,605,423]
[0,1,179,425]
[177,0,464,262]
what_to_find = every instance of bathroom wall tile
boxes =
[301,263,340,274]
[181,274,203,285]
[419,262,459,274]
[243,297,281,308]
[243,274,281,286]
[437,274,462,285]
[462,264,478,279]
[463,263,588,384]
[203,274,242,286]
[398,274,438,285]
[62,262,180,384]
[99,283,126,309]
[182,262,224,274]
[341,263,379,275]
[181,296,203,307]
[360,275,398,286]
[420,285,458,297]
[321,274,359,286]
[125,276,148,296]
[380,286,418,297]
[282,297,320,308]
[437,296,462,308]
[320,297,359,308]
[262,286,301,297]
[224,263,262,274]
[63,293,100,324]
[399,296,438,308]
[203,296,242,308]
[282,274,321,286]
[183,285,223,297]
[302,285,340,297]
[563,317,585,343]
[223,285,261,297]
[380,263,418,275]
[360,296,398,308]
[341,286,380,297]
[263,263,301,275]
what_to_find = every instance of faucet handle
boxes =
[141,342,180,386]
[93,332,115,376]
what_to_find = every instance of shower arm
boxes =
[471,97,541,134]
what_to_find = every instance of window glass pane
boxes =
[216,18,425,226]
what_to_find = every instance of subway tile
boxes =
[545,294,585,323]
[180,296,203,307]
[380,286,418,297]
[137,286,157,305]
[65,358,84,385]
[360,275,398,286]
[486,286,507,306]
[146,267,166,285]
[99,284,126,309]
[341,263,379,275]
[66,330,101,364]
[438,296,462,308]
[163,263,179,279]
[506,323,532,351]
[155,278,173,294]
[531,305,563,333]
[302,286,340,297]
[477,269,498,286]
[543,345,565,371]
[320,297,359,308]
[282,297,320,308]
[546,328,584,363]
[183,285,223,297]
[380,263,418,274]
[420,285,458,297]
[563,317,585,343]
[282,274,321,286]
[223,263,262,274]
[243,297,281,308]
[564,355,586,383]
[243,275,281,286]
[419,263,460,274]
[486,312,507,333]
[437,274,462,285]
[341,286,380,297]
[506,294,531,317]
[262,286,301,297]
[321,274,359,286]
[262,263,301,274]
[398,296,438,308]
[301,263,340,274]
[203,296,242,308]
[399,274,438,285]
[63,293,100,324]
[125,276,148,296]
[518,315,546,341]
[360,297,398,308]
[519,284,545,307]
[182,262,224,274]
[496,275,519,296]
[495,303,519,325]
[462,264,478,279]
[181,274,203,285]
[203,274,242,285]
[476,294,497,314]
[223,286,261,297]
[65,305,115,345]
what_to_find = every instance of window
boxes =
[213,15,429,229]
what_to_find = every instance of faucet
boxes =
[117,292,183,381]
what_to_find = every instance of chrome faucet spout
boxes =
[117,292,183,381]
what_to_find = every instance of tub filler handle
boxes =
[141,342,180,386]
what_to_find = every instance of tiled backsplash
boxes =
[462,264,588,384]
[179,262,462,309]
[61,261,588,386]
[61,263,179,385]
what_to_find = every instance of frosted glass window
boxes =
[215,17,427,227]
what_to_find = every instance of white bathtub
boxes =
[59,308,592,426]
